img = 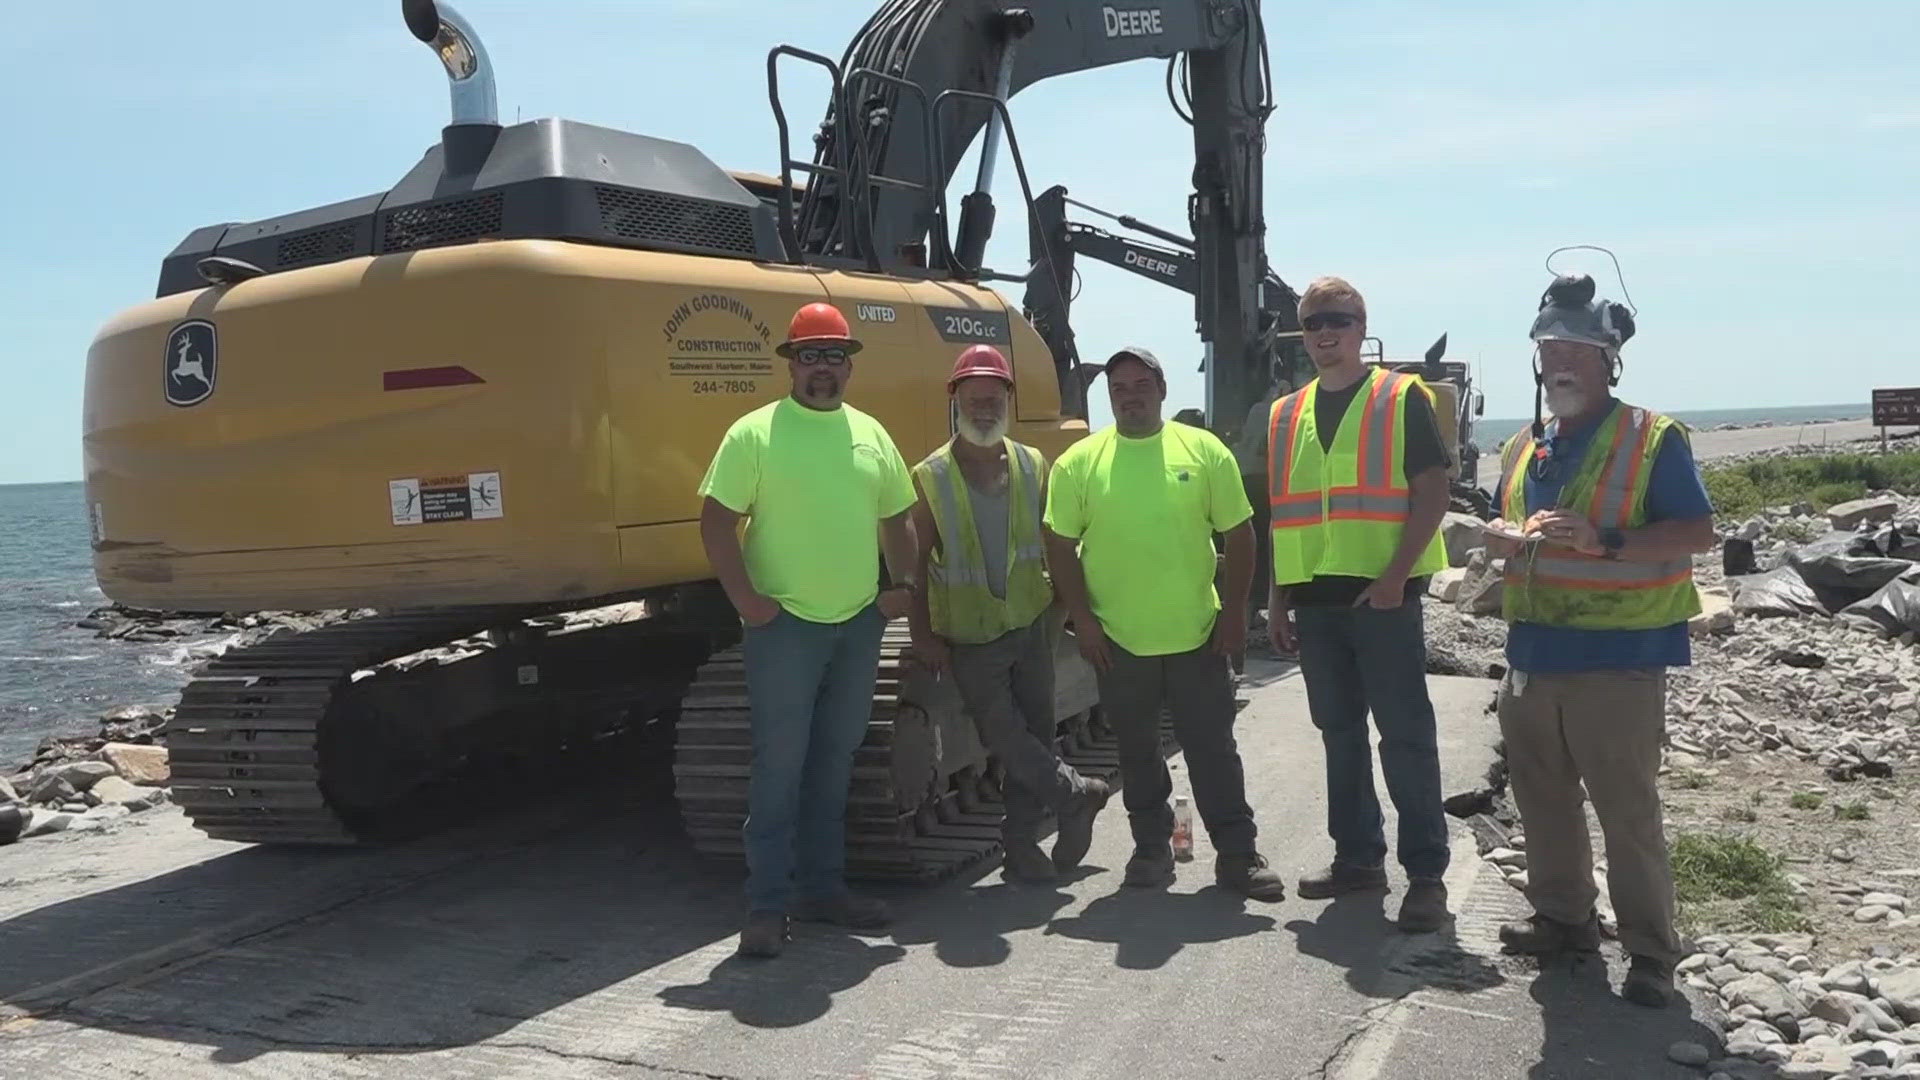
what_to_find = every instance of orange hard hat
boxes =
[775,302,862,358]
[947,344,1014,392]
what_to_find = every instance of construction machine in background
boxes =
[80,0,1279,880]
[1027,191,1496,516]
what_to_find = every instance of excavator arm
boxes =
[787,0,1274,430]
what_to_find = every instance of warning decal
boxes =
[390,471,503,526]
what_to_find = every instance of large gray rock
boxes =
[1873,967,1920,1024]
[1727,972,1812,1025]
[1429,567,1468,603]
[51,760,116,792]
[83,776,167,812]
[1456,551,1507,615]
[1692,591,1737,637]
[1440,512,1486,567]
[0,776,15,804]
[1829,496,1901,530]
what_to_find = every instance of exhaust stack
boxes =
[403,0,500,174]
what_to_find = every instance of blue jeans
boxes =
[740,603,887,912]
[1293,600,1450,881]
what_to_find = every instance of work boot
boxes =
[791,891,893,930]
[1396,879,1451,933]
[1124,842,1176,888]
[737,910,789,959]
[1052,778,1111,872]
[1296,861,1390,900]
[1497,912,1602,955]
[1216,852,1288,902]
[1622,955,1676,1008]
[1003,840,1058,885]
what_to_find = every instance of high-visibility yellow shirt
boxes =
[699,396,915,623]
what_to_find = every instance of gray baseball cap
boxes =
[1104,346,1166,382]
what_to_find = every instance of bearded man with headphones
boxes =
[1482,274,1718,1008]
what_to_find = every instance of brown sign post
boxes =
[1871,387,1920,453]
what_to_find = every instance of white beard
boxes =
[1543,381,1589,418]
[958,414,1008,448]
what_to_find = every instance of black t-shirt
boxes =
[1283,376,1452,606]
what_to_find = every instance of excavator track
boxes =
[167,604,716,846]
[673,624,1170,885]
[167,608,526,844]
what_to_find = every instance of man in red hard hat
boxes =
[698,300,920,959]
[907,345,1111,884]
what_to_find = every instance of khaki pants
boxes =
[1496,667,1682,968]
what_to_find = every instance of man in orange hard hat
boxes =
[907,345,1112,884]
[698,301,920,959]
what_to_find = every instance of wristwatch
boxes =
[1599,527,1625,560]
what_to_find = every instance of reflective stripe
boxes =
[1008,443,1046,561]
[921,454,991,587]
[1586,407,1657,527]
[1267,391,1307,503]
[1505,550,1694,588]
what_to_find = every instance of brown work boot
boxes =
[1124,842,1176,888]
[736,910,789,959]
[1004,840,1058,885]
[791,891,892,930]
[1497,912,1602,955]
[1052,778,1111,872]
[1296,861,1390,900]
[1622,955,1676,1008]
[1397,879,1451,933]
[1216,852,1288,902]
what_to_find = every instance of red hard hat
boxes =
[947,344,1014,392]
[776,302,862,358]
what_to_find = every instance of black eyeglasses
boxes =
[1301,312,1359,332]
[794,346,849,366]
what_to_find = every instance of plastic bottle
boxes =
[1171,795,1194,861]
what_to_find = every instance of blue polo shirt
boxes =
[1500,403,1714,673]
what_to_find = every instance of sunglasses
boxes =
[1301,312,1360,332]
[794,346,850,366]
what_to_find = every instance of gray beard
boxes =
[958,415,1008,448]
[1544,383,1589,418]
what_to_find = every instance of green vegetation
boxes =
[1834,801,1872,821]
[1673,768,1713,790]
[1671,831,1810,935]
[1701,450,1920,520]
[1789,792,1825,810]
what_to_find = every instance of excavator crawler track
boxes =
[168,609,526,844]
[673,625,1172,885]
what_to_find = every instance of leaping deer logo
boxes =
[163,321,216,406]
[172,336,208,387]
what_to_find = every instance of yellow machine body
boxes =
[85,239,1086,613]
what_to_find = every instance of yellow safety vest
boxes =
[913,439,1054,645]
[1268,368,1450,585]
[1498,401,1701,630]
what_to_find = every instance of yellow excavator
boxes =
[81,0,1277,880]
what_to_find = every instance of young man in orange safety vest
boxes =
[1265,276,1454,933]
[698,301,920,960]
[1482,275,1716,1008]
[907,345,1111,884]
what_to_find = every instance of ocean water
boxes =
[1473,402,1867,455]
[0,482,228,767]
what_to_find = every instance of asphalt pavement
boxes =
[0,660,1724,1079]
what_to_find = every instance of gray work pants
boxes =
[1097,640,1258,855]
[1497,667,1682,968]
[949,618,1090,843]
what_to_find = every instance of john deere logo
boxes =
[164,320,217,407]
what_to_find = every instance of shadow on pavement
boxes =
[1042,882,1278,970]
[0,776,901,1061]
[1528,951,1731,1080]
[1286,892,1506,998]
[657,930,908,1029]
[887,869,1089,968]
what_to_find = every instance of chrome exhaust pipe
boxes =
[403,0,498,127]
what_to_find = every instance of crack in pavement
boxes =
[8,1006,755,1080]
[1308,993,1415,1080]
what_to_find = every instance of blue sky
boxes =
[2,0,1914,485]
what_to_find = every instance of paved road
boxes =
[0,663,1723,1079]
[1477,416,1885,490]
